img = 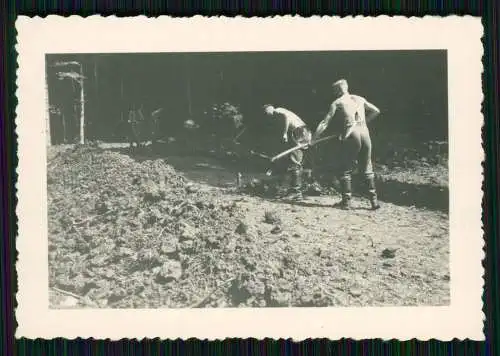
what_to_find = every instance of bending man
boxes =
[264,104,312,201]
[313,79,381,210]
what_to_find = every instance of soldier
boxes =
[127,105,163,149]
[149,107,163,146]
[313,79,381,210]
[127,106,145,149]
[264,104,312,200]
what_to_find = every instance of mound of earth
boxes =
[48,145,248,308]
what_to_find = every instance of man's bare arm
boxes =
[314,103,337,139]
[364,101,381,123]
[282,117,290,142]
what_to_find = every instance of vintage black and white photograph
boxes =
[15,16,484,340]
[46,50,450,309]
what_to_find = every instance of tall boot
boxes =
[287,167,303,201]
[304,168,322,195]
[338,175,352,210]
[365,173,380,210]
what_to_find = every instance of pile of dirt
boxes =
[48,145,338,308]
[48,145,249,308]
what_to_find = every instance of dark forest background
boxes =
[46,50,447,157]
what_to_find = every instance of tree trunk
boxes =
[187,74,192,117]
[93,60,99,140]
[184,54,193,118]
[120,77,124,139]
[79,65,85,145]
[219,69,224,104]
[62,113,66,144]
[44,69,51,146]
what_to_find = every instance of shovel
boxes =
[270,134,338,162]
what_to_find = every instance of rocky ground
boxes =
[48,144,449,309]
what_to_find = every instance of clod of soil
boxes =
[271,226,282,234]
[156,260,183,284]
[180,223,197,241]
[381,248,398,259]
[264,210,282,225]
[235,221,249,235]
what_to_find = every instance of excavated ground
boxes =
[48,144,449,308]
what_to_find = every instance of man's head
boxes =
[332,79,349,97]
[263,104,276,116]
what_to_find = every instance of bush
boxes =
[204,102,244,138]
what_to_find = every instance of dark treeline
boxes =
[46,50,448,151]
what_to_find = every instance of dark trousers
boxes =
[287,126,312,193]
[338,125,377,201]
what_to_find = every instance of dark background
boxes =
[46,50,448,153]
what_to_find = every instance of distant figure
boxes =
[313,79,381,210]
[127,106,163,149]
[264,104,312,201]
[149,108,163,145]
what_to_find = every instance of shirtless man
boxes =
[264,105,312,200]
[313,79,381,210]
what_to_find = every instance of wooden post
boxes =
[93,60,99,140]
[79,64,85,145]
[44,67,51,146]
[62,113,66,144]
[187,73,193,117]
[184,54,193,117]
[120,77,124,136]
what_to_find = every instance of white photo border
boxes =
[15,15,485,341]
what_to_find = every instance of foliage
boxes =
[203,102,244,138]
[52,60,85,84]
[56,71,85,84]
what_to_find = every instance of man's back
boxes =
[275,107,306,129]
[333,94,367,127]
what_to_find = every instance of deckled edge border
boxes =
[13,14,486,342]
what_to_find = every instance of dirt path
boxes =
[219,190,450,307]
